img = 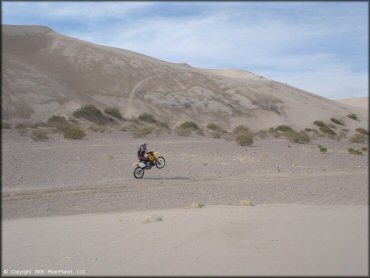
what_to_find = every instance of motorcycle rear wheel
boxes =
[134,167,145,179]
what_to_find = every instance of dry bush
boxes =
[47,116,70,131]
[176,121,199,136]
[330,117,344,126]
[240,200,255,206]
[282,130,311,144]
[347,113,358,120]
[275,125,294,132]
[348,148,362,155]
[73,105,110,125]
[63,127,86,140]
[235,132,254,146]
[138,113,157,123]
[104,107,123,120]
[178,121,199,130]
[361,147,367,151]
[355,128,368,135]
[349,133,367,144]
[233,125,249,135]
[31,129,48,141]
[317,145,327,153]
[190,202,204,208]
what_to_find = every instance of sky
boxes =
[2,1,368,100]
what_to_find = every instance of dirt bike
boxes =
[133,151,165,179]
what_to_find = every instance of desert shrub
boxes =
[318,145,327,153]
[73,105,109,125]
[355,128,368,135]
[207,123,220,131]
[176,121,199,136]
[330,118,344,126]
[319,125,336,136]
[104,107,123,120]
[275,125,294,132]
[240,200,254,206]
[313,121,326,128]
[341,128,349,133]
[190,202,204,208]
[349,133,367,144]
[361,147,367,151]
[63,127,86,140]
[47,116,70,131]
[178,121,199,130]
[89,125,106,133]
[235,132,254,146]
[232,125,250,136]
[347,113,358,120]
[132,127,152,138]
[138,113,157,123]
[2,122,11,129]
[283,130,311,144]
[348,148,362,155]
[31,129,48,141]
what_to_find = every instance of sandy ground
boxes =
[2,129,369,275]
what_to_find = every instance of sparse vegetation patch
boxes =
[349,133,367,144]
[31,129,48,141]
[348,148,362,155]
[190,202,204,208]
[138,113,157,123]
[47,116,70,131]
[318,145,327,153]
[235,132,254,146]
[355,128,368,135]
[330,118,344,126]
[176,121,200,136]
[104,107,123,120]
[240,200,255,206]
[347,113,358,120]
[63,127,86,140]
[73,105,109,125]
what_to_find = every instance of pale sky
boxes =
[3,1,369,100]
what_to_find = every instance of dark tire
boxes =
[134,167,144,179]
[156,156,165,169]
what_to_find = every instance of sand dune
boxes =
[336,97,368,110]
[2,24,367,132]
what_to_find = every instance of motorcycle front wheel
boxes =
[156,156,165,169]
[134,167,145,179]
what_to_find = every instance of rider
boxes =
[137,143,153,166]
